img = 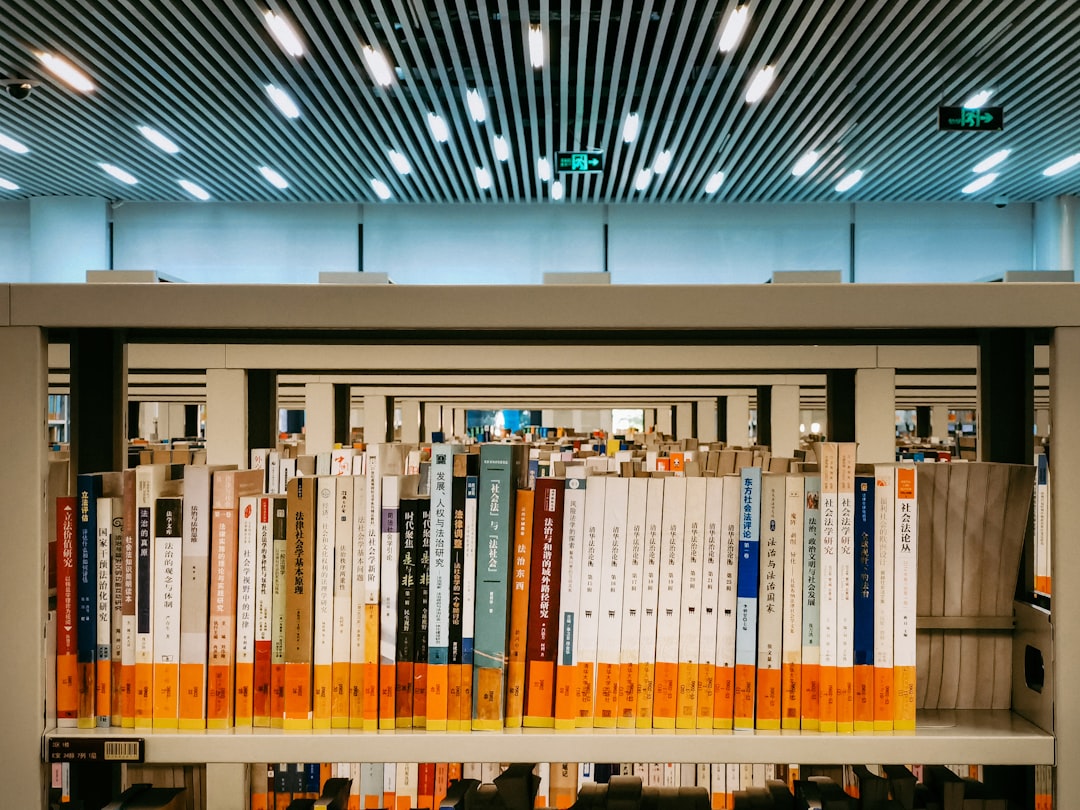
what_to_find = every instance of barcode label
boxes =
[48,736,144,763]
[104,740,142,761]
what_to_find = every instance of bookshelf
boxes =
[2,282,1074,810]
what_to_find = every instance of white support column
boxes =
[0,327,47,810]
[167,403,187,439]
[597,408,613,436]
[726,395,751,447]
[855,367,896,464]
[206,368,247,467]
[424,402,442,440]
[304,382,335,455]
[453,408,467,439]
[1036,408,1050,437]
[770,385,801,458]
[139,401,157,441]
[541,409,556,429]
[206,763,249,810]
[696,399,719,443]
[656,406,674,437]
[675,403,694,440]
[364,394,389,444]
[932,405,951,441]
[399,398,422,444]
[1051,326,1080,807]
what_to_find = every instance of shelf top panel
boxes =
[6,283,1080,333]
[44,710,1053,765]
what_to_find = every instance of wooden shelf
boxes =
[44,710,1053,766]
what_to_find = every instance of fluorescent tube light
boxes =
[99,163,137,185]
[704,170,725,194]
[835,169,864,192]
[962,89,992,109]
[0,177,20,191]
[653,150,672,174]
[467,89,486,123]
[258,166,289,189]
[264,11,304,57]
[476,166,492,189]
[551,180,564,200]
[178,180,210,200]
[265,84,300,118]
[362,46,395,87]
[37,52,94,92]
[0,133,29,154]
[1043,153,1080,177]
[428,112,449,143]
[745,65,775,103]
[623,112,640,143]
[972,149,1010,173]
[634,168,652,191]
[538,157,551,182]
[493,135,510,161]
[529,25,544,69]
[370,178,392,199]
[718,5,749,52]
[962,173,998,194]
[791,150,820,177]
[138,126,180,154]
[388,150,411,174]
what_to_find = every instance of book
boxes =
[472,443,528,729]
[96,495,120,726]
[284,475,317,729]
[816,442,839,732]
[893,464,918,730]
[269,495,288,729]
[446,452,470,731]
[233,495,259,728]
[696,476,723,729]
[595,475,629,727]
[379,471,404,730]
[554,471,587,730]
[426,444,454,731]
[676,476,707,729]
[733,465,761,730]
[151,496,183,729]
[56,496,78,727]
[780,474,804,730]
[524,477,565,727]
[654,476,686,729]
[801,473,822,730]
[134,467,171,731]
[872,465,895,731]
[395,483,423,728]
[505,487,536,728]
[253,496,275,728]
[330,474,354,728]
[714,474,741,730]
[120,469,137,728]
[312,478,336,729]
[574,475,607,727]
[755,472,784,730]
[616,477,648,729]
[460,460,480,730]
[414,497,431,728]
[853,473,875,732]
[348,474,368,729]
[109,490,124,727]
[1034,453,1051,596]
[835,442,857,732]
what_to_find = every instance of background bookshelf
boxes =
[2,282,1073,810]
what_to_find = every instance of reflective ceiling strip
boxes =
[473,2,522,201]
[496,0,533,201]
[518,0,544,200]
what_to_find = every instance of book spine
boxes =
[284,476,316,729]
[637,479,666,729]
[207,506,238,728]
[331,476,354,728]
[254,496,274,727]
[56,496,78,727]
[554,475,585,730]
[733,466,761,730]
[836,442,857,732]
[362,446,385,731]
[595,476,629,728]
[76,473,102,729]
[873,465,896,731]
[893,465,918,730]
[780,474,804,730]
[152,496,183,728]
[179,466,210,730]
[574,476,607,728]
[413,497,430,728]
[426,445,454,731]
[696,477,723,729]
[1035,454,1051,595]
[395,494,418,728]
[379,474,402,730]
[120,468,137,727]
[349,475,368,729]
[754,474,784,730]
[134,466,162,729]
[233,496,259,727]
[714,475,740,730]
[853,474,876,732]
[270,496,288,728]
[801,474,822,730]
[461,473,479,731]
[676,477,707,729]
[109,503,124,726]
[312,478,336,729]
[616,478,647,729]
[524,477,565,728]
[505,489,535,728]
[95,497,113,727]
[446,462,467,731]
[817,443,839,732]
[654,476,686,729]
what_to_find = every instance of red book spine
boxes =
[523,478,564,726]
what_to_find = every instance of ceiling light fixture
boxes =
[264,10,304,57]
[745,65,775,103]
[1043,153,1080,177]
[258,166,289,189]
[362,46,395,87]
[493,135,510,161]
[0,133,29,154]
[551,180,564,201]
[178,179,210,200]
[962,173,998,194]
[537,157,551,182]
[265,84,300,118]
[835,169,864,192]
[36,52,94,92]
[791,150,820,177]
[635,168,653,191]
[467,89,487,123]
[623,112,640,143]
[972,149,1010,173]
[370,178,392,200]
[718,5,750,52]
[99,163,137,185]
[476,166,492,189]
[138,126,180,154]
[0,177,18,191]
[653,150,672,175]
[428,112,449,143]
[962,89,993,109]
[704,170,725,194]
[388,150,411,174]
[529,25,544,69]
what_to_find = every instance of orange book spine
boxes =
[151,663,178,728]
[331,661,350,728]
[379,662,396,729]
[270,663,285,728]
[424,661,444,730]
[394,662,413,728]
[283,477,316,730]
[696,661,715,729]
[312,662,332,729]
[178,663,204,729]
[363,605,380,730]
[675,661,697,729]
[819,666,837,732]
[525,660,555,727]
[96,658,111,726]
[854,664,874,732]
[733,663,756,730]
[254,640,273,727]
[801,663,820,730]
[234,661,254,727]
[446,665,461,731]
[593,661,620,728]
[836,666,854,732]
[283,662,313,729]
[56,497,78,726]
[554,663,577,729]
[635,660,655,729]
[713,664,735,729]
[459,662,473,730]
[133,662,151,728]
[207,507,238,729]
[874,666,893,731]
[206,657,232,729]
[505,490,534,728]
[413,664,427,728]
[616,661,637,729]
[755,667,781,730]
[652,660,677,729]
[781,661,801,730]
[349,660,365,729]
[575,660,595,728]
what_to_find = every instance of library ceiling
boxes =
[0,1,1078,204]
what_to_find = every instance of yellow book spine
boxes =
[616,661,637,729]
[894,664,916,730]
[801,662,820,731]
[733,662,756,730]
[635,660,655,729]
[152,662,179,729]
[713,664,734,730]
[652,660,677,729]
[312,662,332,729]
[427,663,449,731]
[133,662,152,729]
[331,661,350,729]
[675,661,697,729]
[284,662,312,730]
[696,661,715,730]
[349,661,365,729]
[575,660,595,728]
[873,665,893,731]
[505,660,525,728]
[234,661,254,728]
[755,667,781,730]
[836,665,854,733]
[178,663,205,729]
[781,661,801,730]
[554,662,577,730]
[819,664,837,732]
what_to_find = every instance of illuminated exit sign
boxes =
[555,151,605,173]
[938,106,1004,131]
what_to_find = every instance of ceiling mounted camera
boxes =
[2,79,40,100]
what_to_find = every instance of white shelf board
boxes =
[44,710,1052,765]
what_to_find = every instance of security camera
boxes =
[2,79,39,100]
[994,196,1008,209]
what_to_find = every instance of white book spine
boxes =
[619,479,649,682]
[96,497,113,724]
[278,457,296,494]
[716,475,741,680]
[894,464,918,728]
[819,444,839,681]
[698,478,723,692]
[656,476,687,665]
[462,474,479,661]
[836,444,857,672]
[595,476,629,724]
[250,448,270,492]
[637,478,666,676]
[364,446,384,611]
[349,473,368,694]
[180,467,211,676]
[255,495,273,650]
[755,473,785,727]
[678,476,708,678]
[557,473,587,672]
[152,498,182,724]
[235,496,259,671]
[428,445,454,660]
[379,474,402,667]
[873,466,895,672]
[332,477,353,672]
[575,476,607,703]
[314,479,336,671]
[267,451,280,495]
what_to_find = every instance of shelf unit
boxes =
[3,282,1074,810]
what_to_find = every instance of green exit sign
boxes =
[555,151,604,173]
[938,106,1004,131]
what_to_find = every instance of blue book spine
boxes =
[735,466,761,662]
[76,474,103,668]
[853,476,875,667]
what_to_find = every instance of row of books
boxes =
[56,440,920,732]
